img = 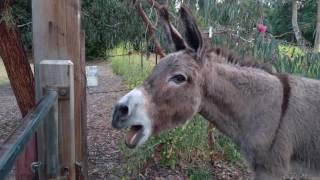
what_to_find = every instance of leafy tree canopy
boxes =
[8,0,320,58]
[267,0,316,44]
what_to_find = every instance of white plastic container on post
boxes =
[86,66,98,87]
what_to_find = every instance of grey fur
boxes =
[199,60,320,179]
[113,6,320,180]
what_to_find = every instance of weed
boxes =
[187,165,213,180]
[214,133,241,163]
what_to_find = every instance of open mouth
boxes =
[125,125,144,148]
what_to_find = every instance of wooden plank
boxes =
[79,30,88,180]
[32,0,84,178]
[39,60,76,179]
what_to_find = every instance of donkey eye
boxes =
[170,74,187,84]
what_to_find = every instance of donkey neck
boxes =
[199,62,283,142]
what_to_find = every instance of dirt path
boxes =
[0,84,21,144]
[87,61,128,179]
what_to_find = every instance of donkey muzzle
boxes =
[112,103,129,129]
[111,88,152,148]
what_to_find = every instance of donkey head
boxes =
[112,6,206,148]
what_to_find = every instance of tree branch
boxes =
[147,0,162,10]
[17,22,32,28]
[133,0,165,57]
[0,0,14,13]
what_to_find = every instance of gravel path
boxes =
[0,84,21,144]
[87,61,128,179]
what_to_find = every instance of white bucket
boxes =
[86,66,98,87]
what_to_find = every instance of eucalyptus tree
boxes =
[291,0,309,46]
[82,0,146,58]
[267,0,317,47]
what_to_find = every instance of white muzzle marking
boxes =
[118,88,152,146]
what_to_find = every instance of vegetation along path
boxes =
[87,61,128,179]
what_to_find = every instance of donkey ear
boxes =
[179,6,203,54]
[158,6,187,51]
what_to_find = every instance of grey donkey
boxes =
[112,6,320,180]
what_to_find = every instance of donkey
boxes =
[112,6,320,180]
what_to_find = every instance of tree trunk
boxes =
[314,0,320,52]
[0,4,36,179]
[292,0,306,47]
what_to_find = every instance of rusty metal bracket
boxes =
[58,87,70,100]
[43,86,70,100]
[31,161,41,174]
[75,161,84,180]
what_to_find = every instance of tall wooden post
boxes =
[32,0,86,178]
[79,30,88,180]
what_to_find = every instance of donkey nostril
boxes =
[119,105,129,116]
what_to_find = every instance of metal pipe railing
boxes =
[0,90,58,179]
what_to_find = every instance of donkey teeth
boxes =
[130,133,138,145]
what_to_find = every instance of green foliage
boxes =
[198,0,263,38]
[111,52,154,89]
[11,0,32,52]
[267,0,317,44]
[10,0,320,58]
[82,0,145,59]
[266,2,293,42]
[214,134,241,162]
[278,44,305,58]
[274,52,320,78]
[10,0,148,58]
[299,0,317,44]
[187,165,213,180]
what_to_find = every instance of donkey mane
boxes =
[207,46,276,74]
[207,45,291,152]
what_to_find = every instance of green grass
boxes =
[111,53,154,89]
[273,52,320,79]
[278,44,305,58]
[187,165,213,180]
[214,133,241,162]
[0,59,9,85]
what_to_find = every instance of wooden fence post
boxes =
[38,60,76,179]
[79,30,88,180]
[32,0,86,178]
